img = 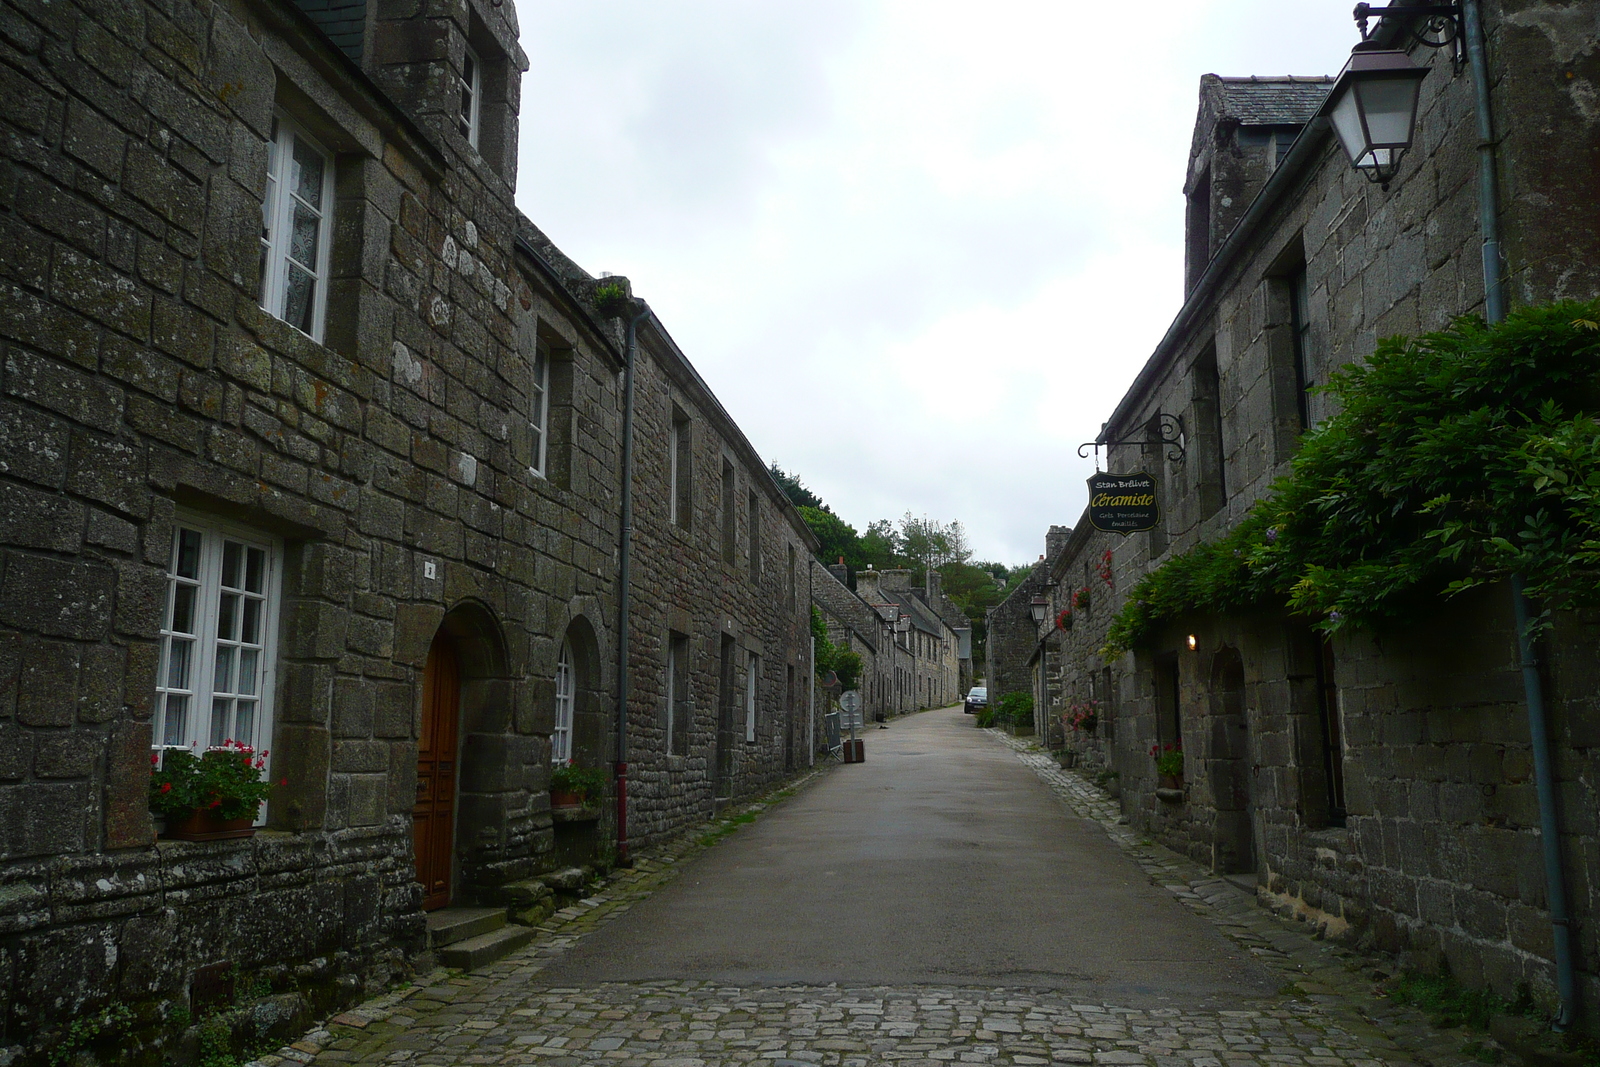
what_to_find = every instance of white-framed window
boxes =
[259,114,334,342]
[529,340,549,479]
[154,518,282,765]
[457,46,481,147]
[552,639,573,763]
[745,651,759,743]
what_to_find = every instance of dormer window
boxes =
[458,47,481,147]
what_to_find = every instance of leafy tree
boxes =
[859,519,900,569]
[769,463,825,511]
[1104,301,1600,656]
[799,507,865,571]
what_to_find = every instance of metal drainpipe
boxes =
[1461,0,1574,1027]
[613,300,647,868]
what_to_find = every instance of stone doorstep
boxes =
[426,906,506,949]
[437,919,538,970]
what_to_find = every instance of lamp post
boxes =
[1029,595,1050,626]
[1328,2,1571,1029]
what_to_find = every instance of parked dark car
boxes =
[964,686,988,714]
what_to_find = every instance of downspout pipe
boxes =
[1461,0,1574,1028]
[614,300,648,868]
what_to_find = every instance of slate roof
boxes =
[1210,76,1335,126]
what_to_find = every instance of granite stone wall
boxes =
[0,0,817,1053]
[1043,1,1600,1021]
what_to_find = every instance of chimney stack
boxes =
[1046,524,1072,559]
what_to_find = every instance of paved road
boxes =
[540,706,1274,1006]
[278,710,1460,1067]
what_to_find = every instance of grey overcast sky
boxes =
[513,2,1359,567]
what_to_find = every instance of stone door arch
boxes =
[413,601,511,908]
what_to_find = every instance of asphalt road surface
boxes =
[539,706,1277,1007]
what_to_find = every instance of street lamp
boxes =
[1318,41,1430,188]
[1029,596,1050,625]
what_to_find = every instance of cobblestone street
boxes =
[258,711,1487,1067]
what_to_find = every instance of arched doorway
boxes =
[1207,647,1255,875]
[414,631,460,910]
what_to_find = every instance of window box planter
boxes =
[550,789,586,809]
[162,811,257,841]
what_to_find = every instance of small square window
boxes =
[458,47,481,148]
[259,114,334,342]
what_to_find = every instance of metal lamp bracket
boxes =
[1078,412,1185,469]
[1353,3,1463,70]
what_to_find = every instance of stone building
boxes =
[985,526,1070,739]
[0,0,815,1055]
[854,570,961,712]
[810,559,912,726]
[1040,4,1600,1023]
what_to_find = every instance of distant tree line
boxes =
[769,464,1032,664]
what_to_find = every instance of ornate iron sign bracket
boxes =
[1353,2,1463,69]
[1078,412,1185,469]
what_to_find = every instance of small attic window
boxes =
[458,47,481,148]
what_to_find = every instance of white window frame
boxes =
[529,340,550,479]
[745,651,759,743]
[552,639,573,763]
[458,46,482,148]
[259,113,334,342]
[154,515,283,822]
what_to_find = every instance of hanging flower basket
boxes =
[1056,608,1073,631]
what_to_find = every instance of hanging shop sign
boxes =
[1087,471,1159,535]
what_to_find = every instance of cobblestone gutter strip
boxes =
[282,981,1417,1067]
[247,767,833,1067]
[982,728,1497,1067]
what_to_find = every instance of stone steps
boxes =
[426,906,537,971]
[426,906,504,949]
[436,923,536,970]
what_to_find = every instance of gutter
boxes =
[612,300,650,867]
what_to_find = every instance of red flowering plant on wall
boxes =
[1065,699,1100,732]
[149,740,277,821]
[1055,608,1073,630]
[1072,586,1091,611]
[1098,549,1114,589]
[1149,743,1184,778]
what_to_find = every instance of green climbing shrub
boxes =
[1103,301,1600,657]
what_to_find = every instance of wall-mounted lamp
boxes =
[1029,596,1051,625]
[1187,634,1197,651]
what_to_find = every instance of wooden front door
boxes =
[414,632,460,911]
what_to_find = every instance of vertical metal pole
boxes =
[1462,0,1573,1027]
[808,636,815,768]
[614,306,642,867]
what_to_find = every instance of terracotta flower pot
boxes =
[1159,773,1183,790]
[163,810,257,841]
[550,789,586,809]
